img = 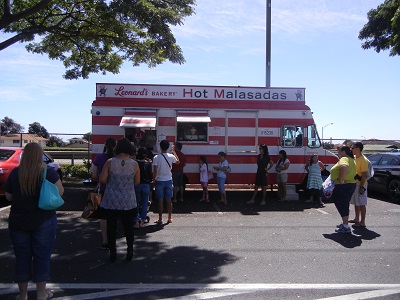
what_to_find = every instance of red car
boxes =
[0,147,62,196]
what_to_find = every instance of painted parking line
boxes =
[1,283,400,299]
[316,289,400,300]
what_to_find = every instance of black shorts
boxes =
[172,172,184,187]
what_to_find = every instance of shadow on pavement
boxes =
[0,214,237,287]
[322,226,381,248]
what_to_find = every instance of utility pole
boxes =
[266,0,271,87]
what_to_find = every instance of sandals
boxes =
[155,220,163,225]
[348,219,359,223]
[37,291,53,300]
[352,223,366,228]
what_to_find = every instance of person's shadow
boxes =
[323,226,380,248]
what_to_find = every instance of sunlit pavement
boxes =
[0,184,399,299]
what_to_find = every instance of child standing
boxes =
[199,156,210,202]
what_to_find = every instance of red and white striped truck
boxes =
[91,83,337,188]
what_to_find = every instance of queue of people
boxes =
[3,138,373,298]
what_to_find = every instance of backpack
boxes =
[366,158,374,180]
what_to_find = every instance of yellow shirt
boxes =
[330,156,356,184]
[355,155,369,187]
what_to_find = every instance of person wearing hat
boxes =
[247,144,275,205]
[213,151,229,204]
[349,142,370,227]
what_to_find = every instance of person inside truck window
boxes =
[133,128,145,146]
[185,126,199,141]
[295,127,303,146]
[177,123,208,142]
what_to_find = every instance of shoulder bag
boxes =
[160,153,172,169]
[38,168,65,210]
[322,175,335,199]
[81,184,103,219]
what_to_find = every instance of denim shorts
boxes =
[277,173,288,183]
[155,180,173,199]
[9,214,57,283]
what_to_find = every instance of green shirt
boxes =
[330,157,356,184]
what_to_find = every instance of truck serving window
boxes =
[176,111,210,142]
[177,123,208,142]
[281,126,303,147]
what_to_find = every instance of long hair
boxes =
[18,143,45,196]
[200,156,208,170]
[309,154,317,166]
[260,144,270,160]
[278,150,287,165]
[103,137,117,158]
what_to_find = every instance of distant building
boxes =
[0,133,47,147]
[361,139,400,154]
[62,137,91,148]
[334,139,400,155]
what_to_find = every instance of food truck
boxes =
[91,83,337,187]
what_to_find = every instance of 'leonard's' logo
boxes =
[99,85,107,97]
[295,90,303,101]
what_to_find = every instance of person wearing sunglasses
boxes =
[349,142,370,228]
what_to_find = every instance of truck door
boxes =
[226,111,257,153]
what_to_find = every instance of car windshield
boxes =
[0,149,16,161]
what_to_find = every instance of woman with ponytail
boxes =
[330,145,357,233]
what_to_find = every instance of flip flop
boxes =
[348,219,359,223]
[352,223,366,228]
[154,220,163,225]
[37,291,53,300]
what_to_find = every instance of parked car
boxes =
[367,152,400,202]
[0,147,63,196]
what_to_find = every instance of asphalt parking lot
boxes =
[0,183,399,299]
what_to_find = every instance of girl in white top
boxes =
[199,156,210,202]
[275,150,290,201]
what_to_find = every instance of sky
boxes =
[1,0,399,142]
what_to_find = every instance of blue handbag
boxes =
[38,167,64,210]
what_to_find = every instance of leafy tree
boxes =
[359,0,400,56]
[1,116,24,134]
[82,132,92,142]
[0,0,196,79]
[28,122,49,138]
[46,135,64,147]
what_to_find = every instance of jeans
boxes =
[135,184,150,222]
[9,214,57,283]
[217,176,226,194]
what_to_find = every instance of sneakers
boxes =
[335,224,351,233]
